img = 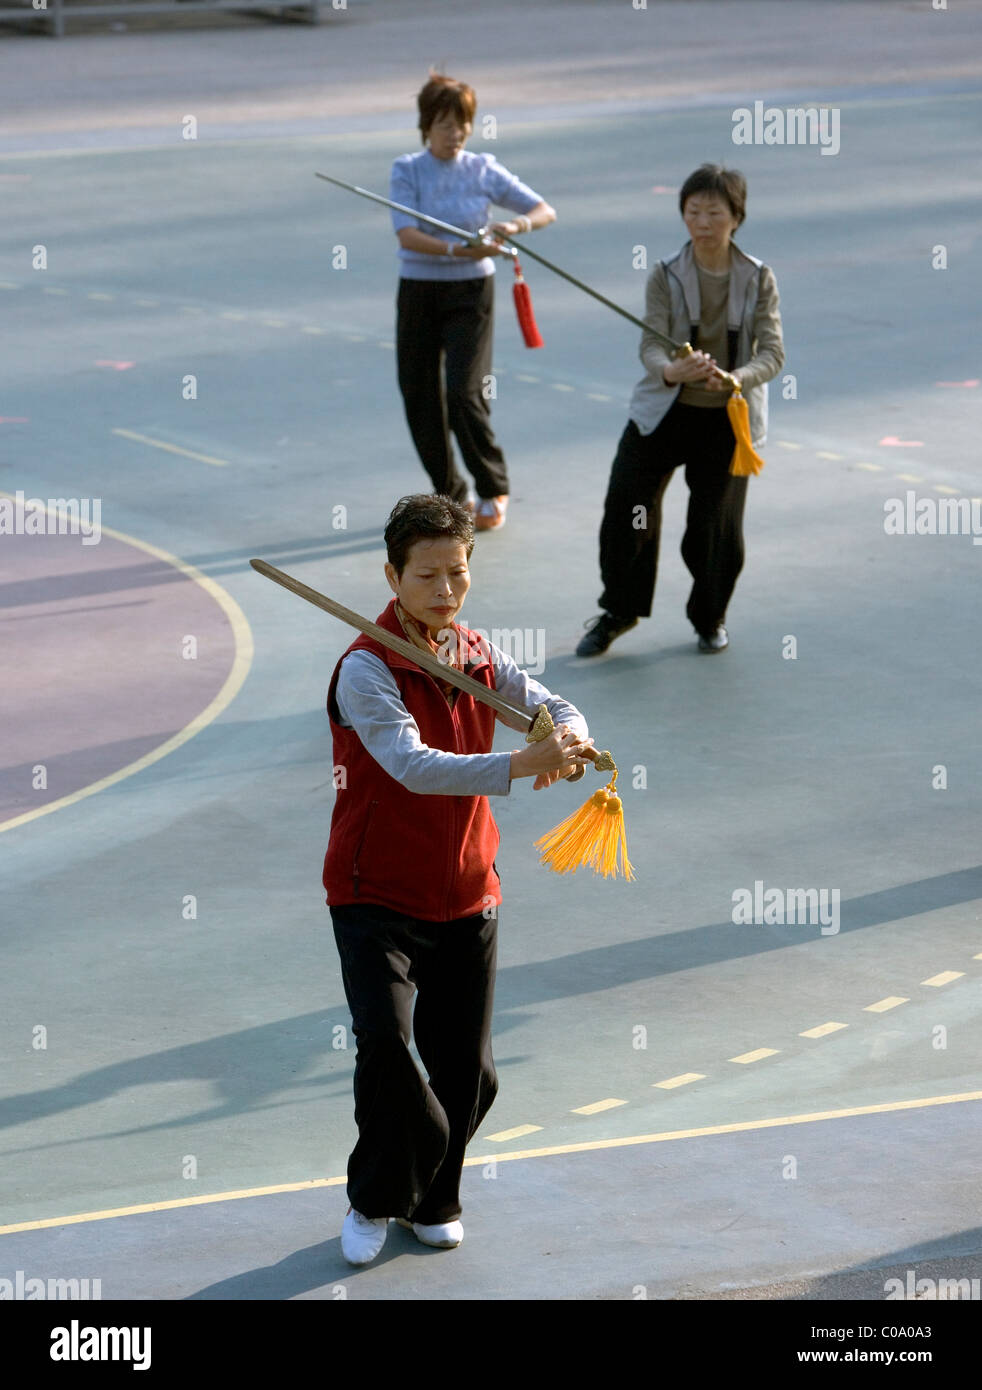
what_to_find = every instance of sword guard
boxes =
[526,705,555,743]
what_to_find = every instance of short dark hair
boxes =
[416,71,477,143]
[679,164,747,227]
[384,494,475,576]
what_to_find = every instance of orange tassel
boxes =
[726,389,766,476]
[534,773,635,881]
[513,258,543,348]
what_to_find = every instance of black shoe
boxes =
[576,612,638,657]
[697,625,729,653]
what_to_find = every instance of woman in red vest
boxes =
[325,494,593,1266]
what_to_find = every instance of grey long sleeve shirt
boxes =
[335,647,589,797]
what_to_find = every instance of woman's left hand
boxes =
[702,367,737,392]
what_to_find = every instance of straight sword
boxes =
[314,171,695,361]
[250,558,614,772]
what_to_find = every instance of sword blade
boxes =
[250,558,532,726]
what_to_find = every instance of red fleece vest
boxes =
[322,599,503,921]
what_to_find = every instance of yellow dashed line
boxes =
[345,333,366,342]
[856,463,883,472]
[42,287,70,295]
[112,428,229,469]
[221,311,247,320]
[922,971,964,987]
[729,1048,779,1065]
[485,1124,543,1143]
[516,374,540,383]
[378,340,395,349]
[572,1099,627,1115]
[896,473,923,482]
[816,450,843,460]
[0,281,18,290]
[262,319,286,328]
[552,383,575,392]
[974,953,982,961]
[776,440,802,450]
[653,1073,705,1090]
[135,299,159,307]
[181,305,205,314]
[87,292,113,300]
[933,485,959,495]
[800,1022,848,1039]
[864,997,908,1013]
[587,393,612,402]
[301,326,325,335]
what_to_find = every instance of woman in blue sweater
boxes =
[390,72,556,531]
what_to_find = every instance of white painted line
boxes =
[587,393,612,402]
[551,383,575,392]
[933,485,959,495]
[776,440,802,450]
[516,374,540,383]
[301,326,325,335]
[816,451,843,460]
[856,463,884,472]
[87,292,113,301]
[895,473,923,483]
[571,1099,628,1115]
[800,1022,848,1039]
[485,1124,543,1142]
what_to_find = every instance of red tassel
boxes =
[512,258,543,348]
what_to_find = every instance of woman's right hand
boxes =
[509,726,594,783]
[452,239,507,259]
[663,349,718,385]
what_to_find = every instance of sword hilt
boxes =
[525,704,615,780]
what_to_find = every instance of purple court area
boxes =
[0,528,238,826]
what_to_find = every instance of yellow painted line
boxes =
[864,996,908,1012]
[922,971,964,987]
[221,311,247,320]
[587,393,612,402]
[112,428,229,469]
[377,340,395,349]
[0,495,254,837]
[571,1099,627,1115]
[0,1177,346,1236]
[87,292,113,301]
[262,319,286,328]
[516,374,540,383]
[816,451,843,460]
[135,299,159,307]
[485,1124,543,1143]
[856,462,883,471]
[345,333,366,342]
[42,287,70,295]
[974,953,982,961]
[895,473,923,482]
[800,1022,848,1039]
[551,383,575,392]
[6,1089,981,1238]
[729,1048,779,1064]
[653,1073,706,1090]
[0,281,18,289]
[776,440,802,450]
[301,326,325,335]
[933,485,959,495]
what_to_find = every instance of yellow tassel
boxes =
[726,390,766,477]
[534,772,635,881]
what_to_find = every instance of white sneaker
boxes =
[341,1206,389,1265]
[397,1217,464,1249]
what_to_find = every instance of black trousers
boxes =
[597,403,749,636]
[330,902,499,1225]
[396,277,510,503]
